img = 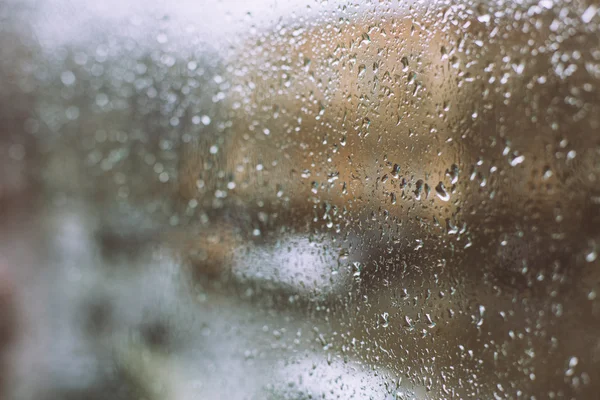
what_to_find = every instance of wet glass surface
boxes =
[1,0,600,398]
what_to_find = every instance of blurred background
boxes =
[1,0,600,399]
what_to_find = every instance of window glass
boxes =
[1,0,599,399]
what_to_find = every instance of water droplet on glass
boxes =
[477,14,491,23]
[311,182,318,194]
[509,154,525,166]
[414,179,424,200]
[582,5,597,23]
[65,106,80,120]
[435,182,450,201]
[352,262,362,280]
[381,312,389,328]
[358,64,366,78]
[586,249,597,262]
[446,164,459,184]
[569,356,579,368]
[60,70,76,86]
[401,56,409,72]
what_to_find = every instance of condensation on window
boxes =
[0,0,599,399]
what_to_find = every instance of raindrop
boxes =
[414,179,424,200]
[477,14,491,23]
[60,70,76,86]
[352,262,362,279]
[95,93,109,107]
[435,182,450,201]
[582,5,597,23]
[159,172,169,183]
[401,56,409,72]
[586,249,597,263]
[509,154,525,166]
[446,164,459,184]
[311,182,318,194]
[358,64,366,78]
[381,313,389,328]
[569,357,579,368]
[65,106,80,120]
